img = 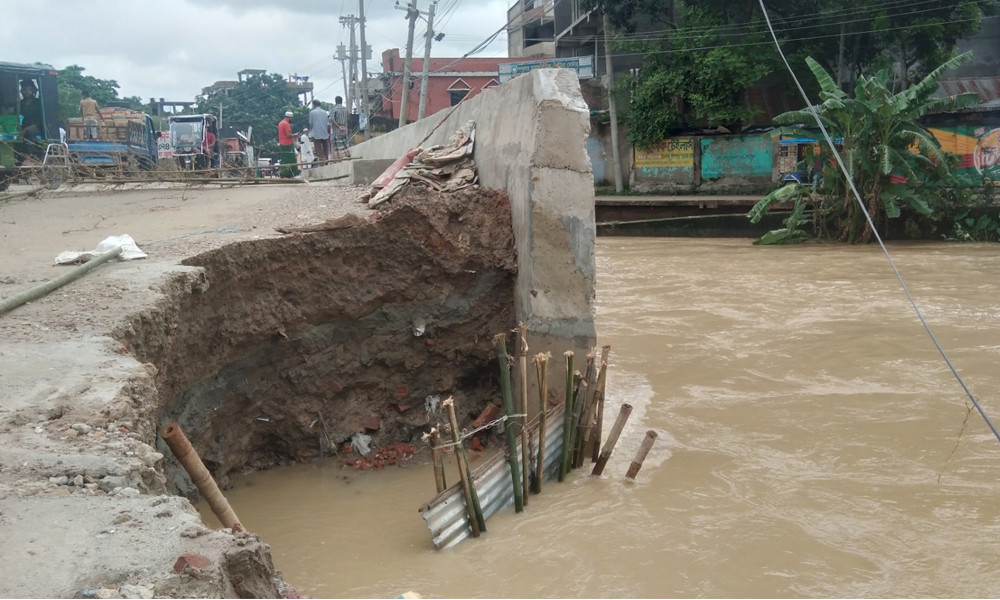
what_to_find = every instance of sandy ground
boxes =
[0,179,368,598]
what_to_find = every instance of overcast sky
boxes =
[1,0,514,103]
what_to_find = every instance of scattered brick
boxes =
[173,552,212,573]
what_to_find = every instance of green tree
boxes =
[586,0,997,115]
[612,3,775,146]
[56,65,145,123]
[747,52,979,244]
[197,73,305,160]
[783,0,999,89]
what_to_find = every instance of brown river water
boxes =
[211,238,1000,598]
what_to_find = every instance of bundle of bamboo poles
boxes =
[423,323,660,538]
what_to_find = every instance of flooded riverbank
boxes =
[218,238,1000,598]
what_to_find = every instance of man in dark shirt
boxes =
[19,80,44,140]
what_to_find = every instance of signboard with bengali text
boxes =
[634,138,695,169]
[498,56,594,83]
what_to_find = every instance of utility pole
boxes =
[334,43,350,111]
[340,14,360,114]
[349,18,358,112]
[417,0,438,120]
[397,0,419,127]
[358,0,370,138]
[218,102,223,170]
[603,14,623,193]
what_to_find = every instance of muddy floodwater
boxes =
[212,238,1000,598]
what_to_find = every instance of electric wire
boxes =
[755,0,1000,445]
[551,13,999,62]
[600,0,984,41]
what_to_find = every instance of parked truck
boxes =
[66,107,158,174]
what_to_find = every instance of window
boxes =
[447,78,471,106]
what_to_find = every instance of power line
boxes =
[756,0,1000,448]
[587,14,999,61]
[564,0,995,45]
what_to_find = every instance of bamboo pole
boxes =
[429,428,446,494]
[494,333,524,513]
[569,349,594,468]
[444,398,483,536]
[533,352,550,491]
[0,245,123,316]
[591,403,633,476]
[516,323,530,504]
[625,430,659,481]
[160,422,243,532]
[592,377,607,463]
[578,345,611,467]
[559,351,575,482]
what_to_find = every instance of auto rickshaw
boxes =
[168,114,218,171]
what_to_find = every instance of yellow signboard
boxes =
[635,138,695,168]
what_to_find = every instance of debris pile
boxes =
[341,441,417,471]
[359,121,477,209]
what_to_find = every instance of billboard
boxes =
[498,56,594,83]
[929,125,1000,185]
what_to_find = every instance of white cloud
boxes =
[5,0,513,103]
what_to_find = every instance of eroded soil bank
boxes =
[0,181,516,598]
[117,185,516,495]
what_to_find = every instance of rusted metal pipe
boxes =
[160,422,244,532]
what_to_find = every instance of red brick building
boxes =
[379,49,534,123]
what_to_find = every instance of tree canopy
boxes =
[197,73,306,159]
[56,65,145,123]
[585,0,997,145]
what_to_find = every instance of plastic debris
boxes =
[55,234,147,265]
[412,316,426,337]
[351,432,372,456]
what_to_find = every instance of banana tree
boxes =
[749,52,979,243]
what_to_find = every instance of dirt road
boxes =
[0,180,365,598]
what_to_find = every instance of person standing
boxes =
[330,96,350,159]
[277,110,300,178]
[79,90,105,140]
[307,100,330,164]
[298,128,315,169]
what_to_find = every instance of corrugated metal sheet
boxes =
[938,77,1000,110]
[419,403,568,550]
